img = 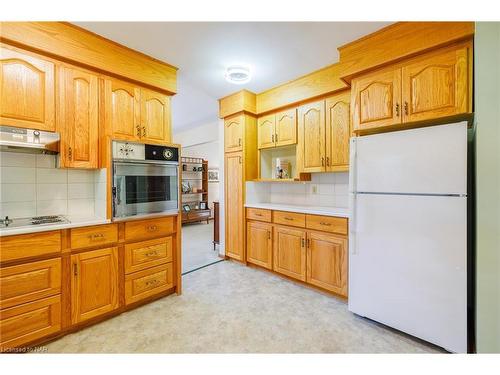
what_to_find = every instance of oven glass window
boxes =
[125,176,170,204]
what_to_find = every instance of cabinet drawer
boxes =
[273,211,305,228]
[0,258,61,309]
[125,217,175,241]
[0,231,61,263]
[0,295,61,351]
[124,237,173,274]
[70,224,118,250]
[246,207,271,222]
[306,215,348,235]
[125,263,173,305]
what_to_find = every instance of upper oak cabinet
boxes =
[351,42,471,133]
[298,100,326,173]
[224,114,244,152]
[257,109,297,149]
[325,91,351,172]
[104,78,172,144]
[58,66,99,169]
[0,45,55,131]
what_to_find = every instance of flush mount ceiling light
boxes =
[225,66,251,84]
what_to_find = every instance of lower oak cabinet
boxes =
[246,221,273,270]
[273,226,307,282]
[71,247,119,324]
[125,263,173,305]
[306,231,348,296]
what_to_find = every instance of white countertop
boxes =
[244,203,350,218]
[0,216,111,237]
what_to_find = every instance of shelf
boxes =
[182,191,208,195]
[252,178,307,183]
[181,178,203,181]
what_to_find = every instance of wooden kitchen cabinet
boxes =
[71,247,119,324]
[224,114,244,152]
[257,108,297,149]
[351,66,402,132]
[351,42,472,133]
[140,88,171,143]
[0,44,55,131]
[257,114,276,149]
[58,66,99,168]
[224,152,244,261]
[297,100,326,173]
[246,221,273,270]
[326,91,351,171]
[275,108,297,147]
[104,78,142,141]
[273,226,307,281]
[306,231,348,297]
[401,44,470,123]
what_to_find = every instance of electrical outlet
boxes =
[311,184,318,194]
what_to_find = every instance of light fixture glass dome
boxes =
[225,66,251,84]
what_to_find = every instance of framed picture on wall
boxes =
[208,168,219,182]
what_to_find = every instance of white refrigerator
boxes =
[348,122,468,353]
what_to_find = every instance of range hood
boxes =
[0,126,60,154]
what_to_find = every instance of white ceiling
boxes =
[75,22,390,131]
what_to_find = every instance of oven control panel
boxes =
[112,141,178,163]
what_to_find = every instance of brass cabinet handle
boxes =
[307,238,311,248]
[395,103,400,117]
[136,125,141,137]
[238,138,241,146]
[275,133,278,142]
[145,250,158,257]
[146,225,158,232]
[239,156,242,164]
[301,238,305,247]
[272,134,274,143]
[404,101,409,116]
[321,157,325,166]
[268,231,271,240]
[255,213,262,216]
[320,222,332,226]
[326,156,330,166]
[145,279,160,287]
[73,263,78,276]
[88,233,105,240]
[142,126,146,137]
[68,147,73,160]
[284,217,293,221]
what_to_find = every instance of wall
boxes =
[474,22,500,353]
[173,121,221,218]
[246,172,349,208]
[0,152,106,219]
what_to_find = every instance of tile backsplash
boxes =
[246,172,349,208]
[0,152,107,219]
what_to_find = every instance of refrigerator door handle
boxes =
[349,137,357,194]
[349,192,357,255]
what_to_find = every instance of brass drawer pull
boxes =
[142,126,146,137]
[320,222,332,226]
[254,213,262,217]
[88,233,105,240]
[146,225,158,232]
[284,217,293,221]
[145,279,160,287]
[145,250,159,257]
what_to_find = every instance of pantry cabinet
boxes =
[70,247,119,324]
[306,231,347,296]
[224,114,244,152]
[58,66,99,168]
[104,78,172,144]
[273,226,307,281]
[224,152,244,261]
[257,108,297,149]
[0,45,55,131]
[351,42,472,133]
[246,221,273,270]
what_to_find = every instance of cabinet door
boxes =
[71,247,119,324]
[224,152,244,261]
[104,78,141,141]
[257,114,276,149]
[0,45,55,131]
[326,91,350,172]
[351,67,402,132]
[275,108,297,147]
[306,231,347,296]
[298,100,326,172]
[141,89,171,143]
[59,66,99,168]
[273,226,306,281]
[246,221,272,269]
[224,115,244,152]
[402,45,470,123]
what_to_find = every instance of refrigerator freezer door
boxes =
[353,122,467,195]
[348,193,467,353]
